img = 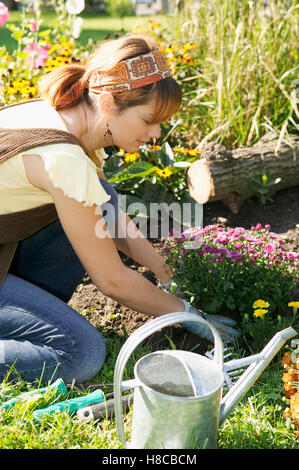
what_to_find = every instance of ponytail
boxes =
[39,64,86,110]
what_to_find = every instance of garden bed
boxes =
[69,185,299,354]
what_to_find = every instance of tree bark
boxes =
[187,133,299,213]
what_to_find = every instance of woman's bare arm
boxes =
[23,155,184,316]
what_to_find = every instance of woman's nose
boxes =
[149,124,161,140]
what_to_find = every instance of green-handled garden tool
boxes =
[0,378,110,419]
[32,388,106,420]
[0,378,67,411]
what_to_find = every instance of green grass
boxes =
[218,362,299,449]
[0,316,298,449]
[163,0,299,148]
[0,10,166,52]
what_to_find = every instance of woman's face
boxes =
[109,98,161,153]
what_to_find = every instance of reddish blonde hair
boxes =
[39,33,181,123]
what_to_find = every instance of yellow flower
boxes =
[150,145,161,151]
[253,299,270,309]
[148,20,161,28]
[124,152,141,163]
[288,302,299,309]
[253,308,268,318]
[187,149,200,156]
[156,167,173,178]
[48,44,61,54]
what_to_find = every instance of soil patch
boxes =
[69,186,298,354]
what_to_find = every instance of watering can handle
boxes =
[113,311,223,448]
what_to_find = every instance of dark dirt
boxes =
[69,186,299,354]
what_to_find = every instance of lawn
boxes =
[0,10,167,51]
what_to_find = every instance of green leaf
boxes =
[223,280,234,292]
[160,142,175,167]
[172,161,192,168]
[142,181,166,204]
[127,161,154,175]
[120,194,151,219]
[108,163,156,183]
[225,295,236,311]
[204,298,223,314]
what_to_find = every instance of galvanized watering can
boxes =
[113,312,297,449]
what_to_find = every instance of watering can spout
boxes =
[219,326,297,426]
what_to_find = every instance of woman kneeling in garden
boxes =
[0,33,237,385]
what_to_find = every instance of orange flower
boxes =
[282,371,295,383]
[284,382,294,392]
[291,391,299,410]
[281,351,292,366]
[286,389,296,399]
[283,408,292,418]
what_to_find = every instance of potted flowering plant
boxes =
[161,223,298,316]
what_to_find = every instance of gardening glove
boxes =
[179,299,239,344]
[158,278,183,296]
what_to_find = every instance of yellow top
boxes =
[0,100,110,215]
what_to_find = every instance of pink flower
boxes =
[234,227,245,234]
[182,227,202,237]
[23,43,49,68]
[0,2,9,26]
[243,234,257,242]
[255,223,262,230]
[268,232,278,239]
[263,243,277,253]
[29,18,38,31]
[234,242,244,249]
[265,224,270,229]
[215,234,228,245]
[203,225,217,233]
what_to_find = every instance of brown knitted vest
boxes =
[0,101,86,288]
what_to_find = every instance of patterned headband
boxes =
[89,49,171,93]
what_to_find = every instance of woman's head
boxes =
[39,33,181,125]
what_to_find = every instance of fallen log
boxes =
[187,133,299,213]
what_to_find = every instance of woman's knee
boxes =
[60,326,106,383]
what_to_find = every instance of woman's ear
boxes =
[98,91,115,117]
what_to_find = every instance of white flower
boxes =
[66,0,85,15]
[72,16,83,38]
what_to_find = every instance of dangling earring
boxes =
[104,122,112,144]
